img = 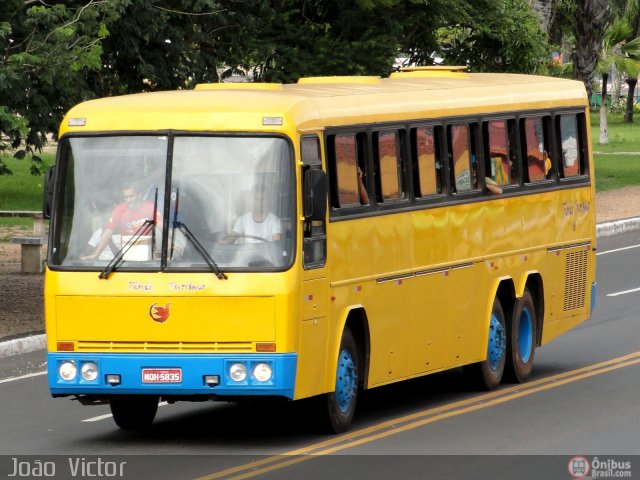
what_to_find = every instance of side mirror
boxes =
[303,168,327,221]
[42,166,55,220]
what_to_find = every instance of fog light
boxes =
[59,361,77,381]
[204,375,220,386]
[229,363,247,382]
[80,362,98,381]
[252,363,272,382]
[106,374,121,385]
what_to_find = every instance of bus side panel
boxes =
[295,276,330,399]
[541,186,595,344]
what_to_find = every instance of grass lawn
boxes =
[0,152,55,211]
[591,112,640,192]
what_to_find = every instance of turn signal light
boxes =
[57,342,75,352]
[256,343,276,352]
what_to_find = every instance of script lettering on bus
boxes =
[562,200,590,217]
[562,200,591,232]
[168,282,206,292]
[128,281,153,291]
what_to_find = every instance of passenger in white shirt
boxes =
[222,187,281,243]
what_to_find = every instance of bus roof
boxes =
[60,73,588,136]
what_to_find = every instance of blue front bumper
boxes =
[48,353,297,399]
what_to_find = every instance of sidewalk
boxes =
[2,189,640,359]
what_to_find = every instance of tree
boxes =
[572,0,612,100]
[596,18,640,144]
[431,0,549,73]
[529,0,554,35]
[0,0,127,175]
[623,0,640,122]
[239,0,405,83]
[1,0,553,178]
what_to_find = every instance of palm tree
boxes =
[597,18,640,144]
[573,0,612,101]
[623,0,640,122]
[529,0,553,34]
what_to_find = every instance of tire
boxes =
[504,288,537,383]
[464,297,506,390]
[110,395,159,430]
[320,328,359,434]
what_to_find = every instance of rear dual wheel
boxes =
[504,289,537,383]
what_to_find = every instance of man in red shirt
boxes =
[83,184,157,260]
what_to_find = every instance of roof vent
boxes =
[194,83,283,91]
[297,76,381,85]
[390,66,469,79]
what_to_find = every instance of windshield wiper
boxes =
[99,219,155,279]
[173,220,228,280]
[99,189,158,280]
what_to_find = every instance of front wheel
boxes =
[464,297,506,390]
[110,395,159,430]
[504,289,537,383]
[321,328,359,434]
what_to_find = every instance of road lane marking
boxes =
[82,413,113,422]
[607,287,640,297]
[82,401,169,422]
[194,350,640,480]
[597,243,640,256]
[0,371,46,384]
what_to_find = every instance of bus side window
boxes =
[302,136,326,269]
[484,119,517,188]
[373,130,403,202]
[448,124,477,193]
[521,117,552,183]
[330,133,368,207]
[412,126,443,197]
[557,113,586,178]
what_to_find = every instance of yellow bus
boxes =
[45,67,596,432]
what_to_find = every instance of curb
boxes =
[596,217,640,238]
[2,216,640,360]
[0,334,46,360]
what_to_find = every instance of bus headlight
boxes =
[252,363,272,382]
[229,363,247,382]
[80,362,99,381]
[59,361,77,381]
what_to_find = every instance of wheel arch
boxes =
[332,306,370,390]
[523,272,545,347]
[495,278,516,326]
[481,277,515,358]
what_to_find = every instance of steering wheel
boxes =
[231,233,269,243]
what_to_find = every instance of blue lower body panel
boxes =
[48,353,297,398]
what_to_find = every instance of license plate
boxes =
[141,368,182,383]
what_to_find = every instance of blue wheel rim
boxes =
[519,307,533,363]
[487,313,506,371]
[336,349,357,413]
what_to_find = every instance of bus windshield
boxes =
[51,135,295,272]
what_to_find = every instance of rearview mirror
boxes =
[42,166,55,220]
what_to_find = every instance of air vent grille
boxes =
[564,250,588,311]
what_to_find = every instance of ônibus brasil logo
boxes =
[149,302,172,323]
[568,456,591,478]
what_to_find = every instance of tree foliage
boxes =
[1,0,553,176]
[433,0,548,73]
[1,0,125,174]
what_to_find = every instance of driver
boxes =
[82,183,157,260]
[221,185,281,244]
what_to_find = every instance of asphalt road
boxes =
[1,230,639,479]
